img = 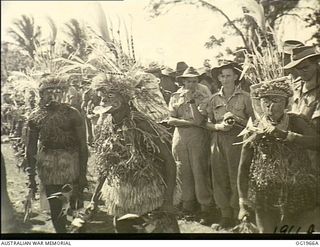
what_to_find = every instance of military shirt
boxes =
[169,83,211,120]
[206,86,254,125]
[291,79,320,122]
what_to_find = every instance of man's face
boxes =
[218,68,238,88]
[182,77,198,91]
[98,89,124,113]
[294,58,318,82]
[260,95,287,122]
[41,87,64,106]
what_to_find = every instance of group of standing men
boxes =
[152,42,319,232]
[1,41,319,234]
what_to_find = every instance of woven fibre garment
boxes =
[101,176,181,217]
[94,111,178,216]
[94,111,171,181]
[248,179,318,216]
[36,149,80,185]
[248,138,319,216]
[29,104,78,150]
[101,176,165,216]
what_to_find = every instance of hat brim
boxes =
[283,53,320,69]
[176,74,200,79]
[161,71,176,77]
[145,68,162,73]
[212,63,242,75]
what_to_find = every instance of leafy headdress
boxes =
[68,21,169,122]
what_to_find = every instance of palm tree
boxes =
[8,15,41,59]
[63,18,87,58]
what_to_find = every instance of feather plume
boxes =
[93,2,111,42]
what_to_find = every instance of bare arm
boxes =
[26,120,39,174]
[72,109,89,178]
[25,117,39,194]
[237,136,254,201]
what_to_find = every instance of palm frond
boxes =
[46,16,57,45]
[241,0,266,33]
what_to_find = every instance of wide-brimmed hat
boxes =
[284,46,320,69]
[282,40,304,55]
[161,67,175,77]
[175,61,188,77]
[212,60,242,76]
[176,66,200,79]
[197,67,209,76]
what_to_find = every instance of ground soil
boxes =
[2,139,231,234]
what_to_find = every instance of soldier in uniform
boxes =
[284,46,320,132]
[284,46,320,172]
[168,66,214,224]
[205,61,254,229]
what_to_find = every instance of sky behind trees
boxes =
[1,0,318,68]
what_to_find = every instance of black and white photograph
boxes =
[1,0,319,239]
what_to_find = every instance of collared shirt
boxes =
[169,83,211,120]
[205,86,254,125]
[291,78,320,121]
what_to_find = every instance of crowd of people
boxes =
[1,40,319,234]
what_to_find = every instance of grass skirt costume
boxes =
[28,103,80,185]
[246,115,319,219]
[94,111,181,217]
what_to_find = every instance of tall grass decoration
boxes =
[241,31,285,85]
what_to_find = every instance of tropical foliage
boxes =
[8,15,41,59]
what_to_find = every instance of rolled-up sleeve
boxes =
[168,94,178,117]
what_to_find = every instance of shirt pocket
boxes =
[227,100,245,119]
[213,103,226,121]
[233,103,245,112]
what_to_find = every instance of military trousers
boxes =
[210,131,242,218]
[172,127,212,211]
